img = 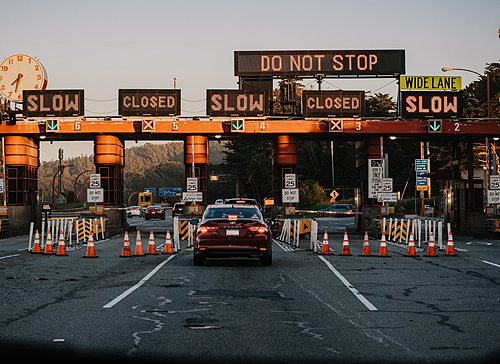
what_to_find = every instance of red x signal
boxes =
[142,119,155,132]
[330,120,343,132]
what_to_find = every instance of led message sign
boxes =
[302,90,365,117]
[235,50,405,77]
[206,90,268,117]
[23,90,84,117]
[400,76,462,90]
[119,89,180,116]
[401,91,462,119]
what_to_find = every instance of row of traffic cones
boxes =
[320,230,457,257]
[31,229,98,258]
[119,230,174,257]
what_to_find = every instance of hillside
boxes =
[38,141,227,204]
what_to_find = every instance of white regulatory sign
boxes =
[89,174,101,188]
[487,190,500,204]
[382,178,393,192]
[87,188,104,203]
[186,178,198,192]
[377,192,398,202]
[490,175,500,190]
[282,188,299,203]
[284,174,297,189]
[182,192,203,202]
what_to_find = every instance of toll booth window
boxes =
[6,166,37,206]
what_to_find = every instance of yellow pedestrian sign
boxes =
[330,190,339,199]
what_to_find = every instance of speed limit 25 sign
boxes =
[89,174,101,188]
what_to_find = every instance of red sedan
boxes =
[144,205,165,220]
[193,204,272,266]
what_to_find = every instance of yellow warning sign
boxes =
[330,190,339,199]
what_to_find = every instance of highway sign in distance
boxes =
[144,188,156,196]
[159,187,182,197]
[186,178,198,192]
[89,174,101,188]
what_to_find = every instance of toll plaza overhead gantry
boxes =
[1,116,499,235]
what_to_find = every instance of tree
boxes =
[462,62,500,118]
[299,179,326,207]
[365,93,396,117]
[222,140,273,201]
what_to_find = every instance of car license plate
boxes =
[226,229,239,236]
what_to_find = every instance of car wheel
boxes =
[260,252,272,266]
[193,250,204,266]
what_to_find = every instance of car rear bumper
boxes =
[195,246,271,258]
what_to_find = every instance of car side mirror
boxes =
[190,218,199,225]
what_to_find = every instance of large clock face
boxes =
[0,53,48,103]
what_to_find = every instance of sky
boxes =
[2,0,499,161]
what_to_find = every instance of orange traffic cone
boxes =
[147,231,158,255]
[134,231,145,256]
[445,230,456,256]
[378,232,390,257]
[120,231,132,257]
[44,230,54,255]
[83,234,98,258]
[359,231,372,256]
[163,230,174,254]
[32,230,42,254]
[340,231,352,256]
[56,229,68,256]
[321,230,331,255]
[405,231,418,257]
[424,231,438,257]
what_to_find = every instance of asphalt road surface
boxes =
[1,216,500,363]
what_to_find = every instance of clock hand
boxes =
[15,74,23,93]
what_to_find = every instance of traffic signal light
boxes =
[7,111,16,125]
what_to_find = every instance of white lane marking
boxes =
[273,239,295,252]
[0,254,20,260]
[318,255,378,311]
[481,260,500,268]
[102,255,176,309]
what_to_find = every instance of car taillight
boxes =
[247,226,268,234]
[198,226,218,234]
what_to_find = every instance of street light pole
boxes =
[441,67,490,118]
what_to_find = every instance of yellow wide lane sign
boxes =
[400,76,462,90]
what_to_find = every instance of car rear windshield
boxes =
[203,207,262,220]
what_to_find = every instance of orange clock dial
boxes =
[0,53,48,103]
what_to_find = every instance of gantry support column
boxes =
[272,135,298,206]
[3,136,40,235]
[356,136,386,231]
[94,135,126,233]
[94,135,124,206]
[184,136,209,207]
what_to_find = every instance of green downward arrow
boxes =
[47,120,58,131]
[232,120,243,131]
[430,120,441,132]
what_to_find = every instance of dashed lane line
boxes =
[481,260,500,268]
[318,255,378,311]
[102,255,176,309]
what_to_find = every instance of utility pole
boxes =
[58,148,63,198]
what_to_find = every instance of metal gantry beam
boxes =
[1,117,500,141]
